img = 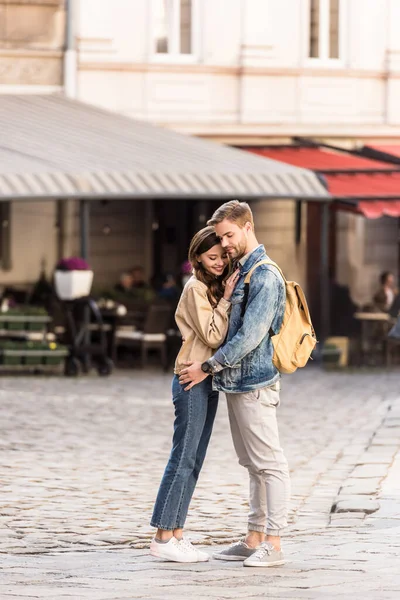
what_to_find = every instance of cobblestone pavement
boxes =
[0,367,400,599]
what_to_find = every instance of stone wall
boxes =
[0,0,65,85]
[251,199,307,287]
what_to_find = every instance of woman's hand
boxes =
[223,269,240,302]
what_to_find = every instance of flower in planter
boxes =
[116,304,127,316]
[56,257,91,271]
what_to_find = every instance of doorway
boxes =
[306,203,336,335]
[151,199,223,285]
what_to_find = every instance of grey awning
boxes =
[0,95,330,201]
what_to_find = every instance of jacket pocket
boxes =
[231,290,245,305]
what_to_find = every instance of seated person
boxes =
[114,271,133,295]
[130,266,154,302]
[157,273,180,304]
[373,271,398,312]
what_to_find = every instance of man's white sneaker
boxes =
[150,536,208,563]
[243,542,286,567]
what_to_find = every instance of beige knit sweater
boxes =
[174,276,231,374]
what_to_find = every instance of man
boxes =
[179,200,290,567]
[114,271,134,294]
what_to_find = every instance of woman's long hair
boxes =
[188,226,230,307]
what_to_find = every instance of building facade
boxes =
[0,0,65,288]
[1,0,400,309]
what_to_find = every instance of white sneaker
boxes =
[243,542,286,567]
[179,537,209,562]
[150,536,204,563]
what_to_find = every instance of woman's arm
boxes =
[186,284,230,349]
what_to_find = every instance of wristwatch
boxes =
[201,361,212,374]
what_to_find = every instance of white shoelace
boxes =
[252,542,274,559]
[232,538,248,548]
[179,538,197,554]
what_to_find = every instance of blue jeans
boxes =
[151,375,219,530]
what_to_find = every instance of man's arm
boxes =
[213,269,283,368]
[179,269,284,388]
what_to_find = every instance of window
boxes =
[308,0,343,62]
[152,0,198,59]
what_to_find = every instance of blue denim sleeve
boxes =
[213,269,283,368]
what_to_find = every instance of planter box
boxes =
[0,348,68,367]
[7,321,23,331]
[27,320,49,332]
[45,355,65,365]
[2,355,21,366]
[25,354,43,366]
[54,270,93,300]
[0,315,51,332]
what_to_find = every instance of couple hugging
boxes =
[150,200,291,567]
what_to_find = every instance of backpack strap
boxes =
[241,260,286,321]
[244,259,286,284]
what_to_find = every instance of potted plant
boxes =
[54,257,94,300]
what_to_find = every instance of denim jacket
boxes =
[212,245,286,393]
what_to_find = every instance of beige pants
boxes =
[226,383,290,535]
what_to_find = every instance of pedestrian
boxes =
[150,226,240,563]
[179,200,290,567]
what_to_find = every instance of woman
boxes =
[373,271,397,312]
[150,226,239,563]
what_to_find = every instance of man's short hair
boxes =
[207,200,254,229]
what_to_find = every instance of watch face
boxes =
[201,362,210,373]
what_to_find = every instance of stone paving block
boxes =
[329,517,366,528]
[370,435,400,446]
[351,464,389,479]
[333,498,380,514]
[340,477,382,496]
[364,444,399,454]
[384,420,400,428]
[330,512,366,520]
[356,453,394,465]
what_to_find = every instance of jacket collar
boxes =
[239,244,267,275]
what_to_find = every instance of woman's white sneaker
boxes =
[179,537,209,562]
[150,537,208,563]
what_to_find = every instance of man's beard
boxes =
[230,239,247,263]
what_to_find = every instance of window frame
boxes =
[149,0,200,63]
[305,0,347,67]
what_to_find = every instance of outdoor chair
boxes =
[115,302,173,369]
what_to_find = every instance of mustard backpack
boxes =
[243,260,317,374]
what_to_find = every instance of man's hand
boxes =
[179,361,208,391]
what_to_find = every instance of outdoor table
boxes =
[354,312,393,366]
